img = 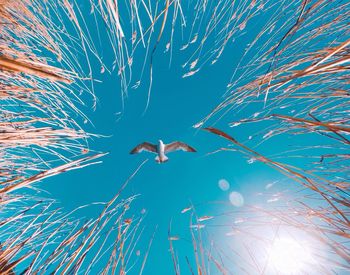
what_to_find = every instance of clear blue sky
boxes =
[45,34,281,275]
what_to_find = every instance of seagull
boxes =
[130,140,196,163]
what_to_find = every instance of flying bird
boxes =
[130,140,196,163]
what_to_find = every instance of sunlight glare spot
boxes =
[269,238,312,274]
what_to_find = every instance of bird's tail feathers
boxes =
[155,155,168,163]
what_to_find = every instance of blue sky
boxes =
[43,31,285,274]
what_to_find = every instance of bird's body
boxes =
[156,140,168,163]
[130,140,196,163]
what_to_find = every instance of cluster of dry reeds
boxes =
[0,1,150,273]
[163,0,350,273]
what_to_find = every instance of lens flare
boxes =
[229,191,244,207]
[218,178,230,191]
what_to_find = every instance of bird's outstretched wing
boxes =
[130,142,157,154]
[165,141,196,153]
